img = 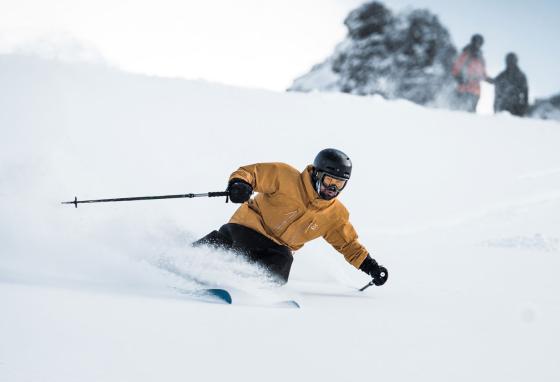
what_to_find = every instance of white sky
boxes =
[1,0,559,112]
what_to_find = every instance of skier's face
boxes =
[320,183,339,199]
[318,173,348,200]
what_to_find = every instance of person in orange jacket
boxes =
[452,34,494,112]
[194,148,388,286]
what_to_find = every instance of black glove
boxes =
[228,179,253,203]
[359,255,388,286]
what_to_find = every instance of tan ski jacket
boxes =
[228,162,369,268]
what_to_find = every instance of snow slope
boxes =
[1,54,560,382]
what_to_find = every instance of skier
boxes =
[494,53,529,117]
[451,34,493,112]
[194,148,388,286]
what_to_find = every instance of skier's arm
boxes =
[229,163,283,194]
[482,58,493,83]
[323,220,369,268]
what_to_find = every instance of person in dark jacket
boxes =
[451,34,494,112]
[494,53,529,116]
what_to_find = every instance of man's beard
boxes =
[319,184,339,200]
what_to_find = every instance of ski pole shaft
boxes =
[62,191,229,208]
[359,280,375,292]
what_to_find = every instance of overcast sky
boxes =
[1,0,559,106]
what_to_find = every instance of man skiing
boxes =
[494,53,529,117]
[452,34,493,112]
[194,148,388,286]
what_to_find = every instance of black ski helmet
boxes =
[313,148,352,180]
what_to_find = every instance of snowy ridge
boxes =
[1,55,560,382]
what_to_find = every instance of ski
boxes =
[175,288,233,304]
[175,287,300,308]
[199,288,233,304]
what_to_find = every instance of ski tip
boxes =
[174,287,233,304]
[205,288,233,304]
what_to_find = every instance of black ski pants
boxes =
[193,223,293,284]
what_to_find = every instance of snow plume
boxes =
[0,189,274,297]
[0,54,275,298]
[0,188,277,301]
[289,1,457,108]
[151,245,279,290]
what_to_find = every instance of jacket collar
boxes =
[301,165,336,209]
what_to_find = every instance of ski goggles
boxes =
[321,173,348,191]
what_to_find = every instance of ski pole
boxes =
[359,280,376,291]
[61,191,229,208]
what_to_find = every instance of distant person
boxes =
[452,34,493,112]
[493,53,529,117]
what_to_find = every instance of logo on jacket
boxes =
[275,210,300,231]
[306,222,319,232]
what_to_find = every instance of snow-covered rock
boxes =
[529,93,560,121]
[289,1,457,107]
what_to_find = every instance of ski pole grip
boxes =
[208,191,230,198]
